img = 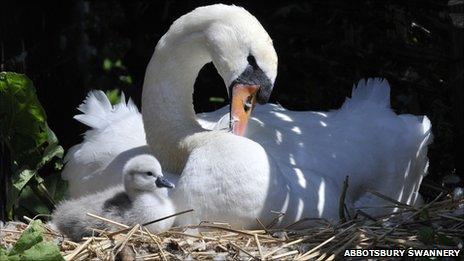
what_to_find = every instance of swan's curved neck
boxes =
[142,33,212,172]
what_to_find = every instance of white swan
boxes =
[62,4,432,227]
[53,154,175,241]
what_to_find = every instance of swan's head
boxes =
[123,154,175,194]
[148,5,277,136]
[201,5,278,135]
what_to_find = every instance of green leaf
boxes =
[118,75,132,85]
[0,247,9,260]
[0,72,50,167]
[9,220,44,256]
[19,241,63,261]
[37,125,64,170]
[114,59,124,69]
[16,186,51,217]
[3,220,63,260]
[8,169,36,213]
[102,58,112,71]
[0,72,63,218]
[105,89,121,105]
[12,169,35,194]
[1,253,20,261]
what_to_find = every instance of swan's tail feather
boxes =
[353,113,433,212]
[408,115,433,178]
[402,115,433,205]
[342,79,433,212]
[62,90,144,190]
[417,115,433,188]
[74,91,112,129]
[342,78,391,110]
[73,90,138,130]
[420,116,433,140]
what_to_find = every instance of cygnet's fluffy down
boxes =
[52,154,175,241]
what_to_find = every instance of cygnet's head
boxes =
[123,154,174,195]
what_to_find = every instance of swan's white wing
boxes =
[61,91,146,197]
[241,79,431,216]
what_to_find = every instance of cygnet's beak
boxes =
[230,83,259,136]
[155,177,175,189]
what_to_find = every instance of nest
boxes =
[1,194,463,260]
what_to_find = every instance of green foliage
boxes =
[1,220,63,260]
[102,58,132,87]
[9,221,44,256]
[0,72,64,220]
[103,58,125,72]
[105,89,122,105]
[118,75,132,85]
[102,58,112,72]
[0,72,48,165]
[19,241,63,261]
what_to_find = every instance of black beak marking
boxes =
[228,54,273,104]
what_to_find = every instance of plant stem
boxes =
[29,177,56,212]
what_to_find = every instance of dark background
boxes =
[1,0,463,197]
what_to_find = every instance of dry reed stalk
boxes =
[64,237,92,261]
[368,190,416,209]
[328,232,360,259]
[113,224,140,255]
[254,233,264,260]
[296,223,356,260]
[263,238,304,258]
[107,209,194,237]
[229,241,258,259]
[269,249,299,260]
[144,227,167,261]
[86,213,128,229]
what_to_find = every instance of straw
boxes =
[1,196,462,260]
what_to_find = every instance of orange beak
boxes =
[230,84,259,136]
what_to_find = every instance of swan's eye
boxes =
[244,95,253,112]
[247,55,258,69]
[146,172,154,176]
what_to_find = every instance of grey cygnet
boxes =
[51,154,175,241]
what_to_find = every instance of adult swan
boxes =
[62,4,432,227]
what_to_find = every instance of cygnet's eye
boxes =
[145,171,154,176]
